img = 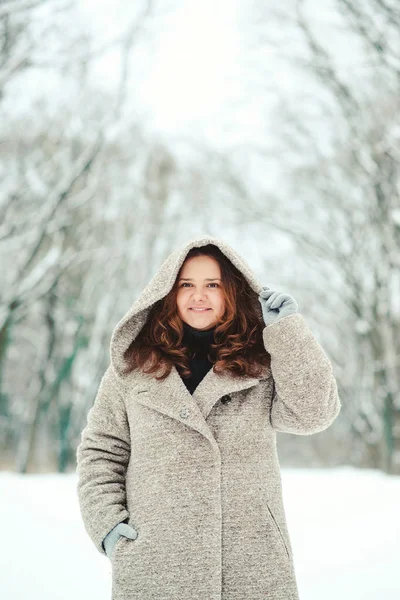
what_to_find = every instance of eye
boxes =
[179,282,220,288]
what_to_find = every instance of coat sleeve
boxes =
[76,364,131,555]
[262,313,341,435]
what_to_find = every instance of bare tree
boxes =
[236,0,400,472]
[0,0,155,471]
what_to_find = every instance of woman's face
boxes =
[176,255,225,330]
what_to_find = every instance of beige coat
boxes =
[76,234,341,600]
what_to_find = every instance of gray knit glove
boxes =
[103,522,138,559]
[258,286,298,326]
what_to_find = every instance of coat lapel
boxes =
[193,366,265,419]
[133,363,271,445]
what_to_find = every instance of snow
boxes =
[1,466,399,599]
[391,209,400,227]
[354,319,372,335]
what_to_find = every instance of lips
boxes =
[189,308,211,311]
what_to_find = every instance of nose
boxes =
[192,291,208,301]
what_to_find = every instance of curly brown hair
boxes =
[123,244,271,381]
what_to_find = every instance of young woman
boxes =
[76,234,341,600]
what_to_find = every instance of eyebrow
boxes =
[178,278,221,281]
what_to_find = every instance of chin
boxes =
[191,317,218,328]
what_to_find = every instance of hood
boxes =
[109,234,265,377]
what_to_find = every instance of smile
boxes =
[189,308,211,312]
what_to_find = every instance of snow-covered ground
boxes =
[1,465,399,599]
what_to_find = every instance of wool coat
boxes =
[76,234,342,600]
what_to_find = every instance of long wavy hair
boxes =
[123,244,271,380]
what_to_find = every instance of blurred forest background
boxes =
[1,0,399,475]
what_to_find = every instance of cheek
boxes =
[176,291,190,309]
[216,294,225,311]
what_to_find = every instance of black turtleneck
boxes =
[180,320,216,394]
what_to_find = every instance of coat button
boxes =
[179,407,190,419]
[221,394,232,404]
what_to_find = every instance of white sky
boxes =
[74,0,370,154]
[3,0,370,154]
[78,0,245,141]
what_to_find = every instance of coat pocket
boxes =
[266,502,291,561]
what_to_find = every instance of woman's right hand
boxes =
[103,522,138,559]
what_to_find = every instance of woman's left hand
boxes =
[258,286,298,326]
